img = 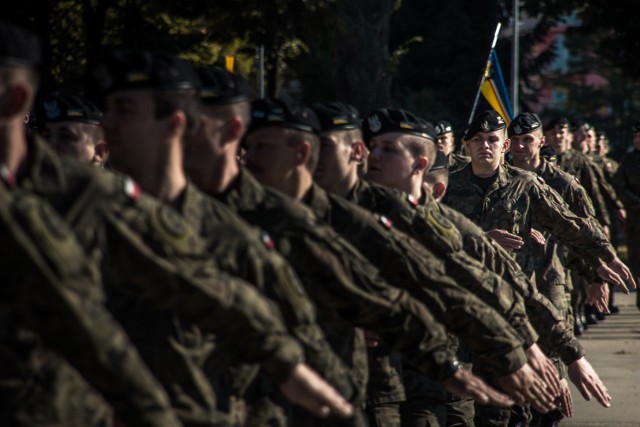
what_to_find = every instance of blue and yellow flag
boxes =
[481,51,514,124]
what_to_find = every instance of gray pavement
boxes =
[563,291,640,426]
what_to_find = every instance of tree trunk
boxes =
[334,0,394,114]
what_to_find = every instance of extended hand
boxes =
[442,367,513,407]
[530,228,546,246]
[497,363,556,413]
[586,282,610,313]
[280,363,353,418]
[567,357,611,408]
[526,344,561,398]
[486,229,524,250]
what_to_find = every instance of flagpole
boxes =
[466,22,502,129]
[511,0,520,115]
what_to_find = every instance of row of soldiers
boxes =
[436,114,638,337]
[1,19,638,427]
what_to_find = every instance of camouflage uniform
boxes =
[449,153,471,172]
[444,162,616,426]
[177,182,362,426]
[12,136,305,426]
[212,169,496,402]
[556,149,610,230]
[613,149,640,307]
[303,182,530,427]
[0,184,181,427]
[348,179,585,426]
[444,163,615,277]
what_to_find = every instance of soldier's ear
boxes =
[0,83,30,119]
[413,156,429,174]
[432,182,447,201]
[350,140,367,164]
[502,138,511,153]
[221,115,245,146]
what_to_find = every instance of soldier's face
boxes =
[437,132,454,155]
[509,130,543,164]
[366,132,415,190]
[43,121,99,163]
[243,127,299,191]
[573,128,589,153]
[102,90,166,177]
[546,127,566,152]
[464,130,508,171]
[315,130,354,190]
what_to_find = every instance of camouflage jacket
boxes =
[13,136,304,424]
[0,184,181,427]
[613,149,640,213]
[212,168,476,383]
[448,153,471,172]
[305,182,529,377]
[349,179,583,365]
[588,154,624,210]
[178,182,359,405]
[556,149,611,226]
[444,163,615,281]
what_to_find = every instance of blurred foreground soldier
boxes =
[444,110,636,425]
[92,50,353,425]
[0,24,352,425]
[98,56,357,427]
[435,120,469,172]
[186,74,514,425]
[35,92,109,166]
[0,184,184,426]
[613,122,640,310]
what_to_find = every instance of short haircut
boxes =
[403,135,438,170]
[423,167,449,188]
[153,89,200,136]
[282,128,321,172]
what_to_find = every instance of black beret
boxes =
[430,150,449,172]
[362,109,436,143]
[36,93,102,126]
[92,50,198,94]
[310,102,360,131]
[632,122,640,133]
[507,112,542,137]
[545,117,570,131]
[435,120,453,136]
[465,110,506,139]
[249,98,320,134]
[196,66,254,105]
[0,20,41,67]
[574,120,592,132]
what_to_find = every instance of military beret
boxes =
[430,150,449,172]
[196,66,254,105]
[92,50,199,94]
[361,108,436,143]
[249,98,320,134]
[435,120,453,136]
[631,122,640,133]
[36,93,102,126]
[310,102,360,131]
[465,110,506,139]
[507,112,542,137]
[574,120,592,132]
[545,117,570,131]
[0,20,41,67]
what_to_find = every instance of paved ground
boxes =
[563,291,640,426]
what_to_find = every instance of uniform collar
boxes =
[302,182,331,219]
[18,134,67,193]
